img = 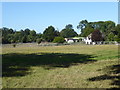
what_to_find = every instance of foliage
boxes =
[1,20,119,44]
[30,30,36,36]
[107,32,115,41]
[77,20,116,41]
[114,24,120,42]
[65,24,73,29]
[1,27,42,44]
[36,38,42,44]
[60,24,78,38]
[77,20,88,31]
[42,26,59,42]
[53,37,65,43]
[81,26,94,37]
[114,35,120,42]
[91,30,103,42]
[22,35,28,43]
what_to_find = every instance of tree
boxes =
[65,24,73,29]
[77,20,116,41]
[24,28,30,35]
[91,30,103,42]
[13,32,22,43]
[42,26,58,42]
[107,32,115,41]
[81,26,94,37]
[114,35,120,42]
[53,37,65,43]
[114,24,120,38]
[7,34,14,43]
[27,35,33,42]
[60,24,78,38]
[91,21,115,41]
[113,24,120,42]
[22,35,28,43]
[77,20,88,30]
[54,30,60,37]
[30,30,36,36]
[60,29,78,38]
[8,28,14,34]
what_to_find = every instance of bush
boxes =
[91,30,103,42]
[36,38,42,44]
[12,44,16,47]
[53,37,65,43]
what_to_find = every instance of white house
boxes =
[83,33,104,45]
[83,34,92,45]
[67,39,74,43]
[64,35,103,45]
[65,36,93,44]
[65,37,81,43]
[65,38,76,43]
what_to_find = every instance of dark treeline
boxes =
[1,24,78,44]
[1,28,42,44]
[1,20,120,44]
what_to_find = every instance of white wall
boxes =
[83,37,92,44]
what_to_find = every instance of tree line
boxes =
[1,20,120,44]
[77,20,120,42]
[1,24,78,44]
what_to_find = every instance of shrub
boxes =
[36,38,42,44]
[91,30,103,42]
[12,44,16,47]
[53,37,65,43]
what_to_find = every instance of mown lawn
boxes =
[2,44,120,88]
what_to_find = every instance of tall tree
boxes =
[24,28,30,35]
[22,35,28,43]
[107,32,115,41]
[60,24,78,38]
[65,24,73,29]
[77,20,88,33]
[42,26,58,42]
[30,30,36,36]
[81,26,94,37]
[77,20,115,41]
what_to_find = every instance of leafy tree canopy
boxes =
[42,26,59,42]
[60,24,78,38]
[77,20,116,41]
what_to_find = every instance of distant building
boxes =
[83,34,92,45]
[65,37,83,43]
[64,34,104,45]
[65,38,77,43]
[83,33,104,45]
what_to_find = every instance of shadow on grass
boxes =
[88,64,120,89]
[3,53,96,77]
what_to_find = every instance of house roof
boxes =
[86,33,92,38]
[72,37,84,39]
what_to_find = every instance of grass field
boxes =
[2,43,120,88]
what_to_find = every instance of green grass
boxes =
[2,44,120,88]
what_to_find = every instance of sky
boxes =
[2,2,118,34]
